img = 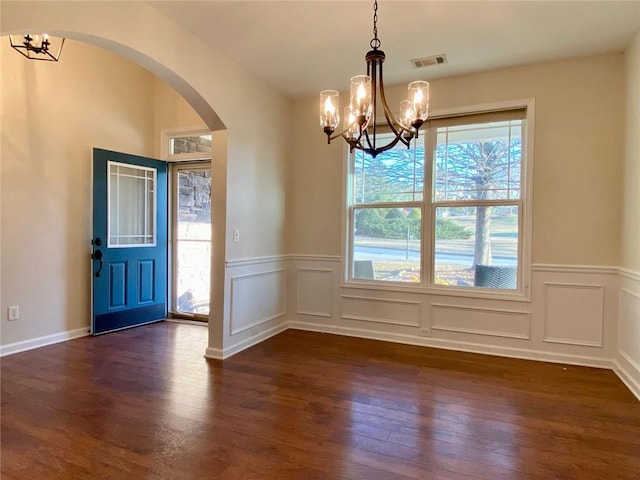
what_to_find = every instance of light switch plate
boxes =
[8,305,19,321]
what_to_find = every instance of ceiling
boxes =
[149,1,640,99]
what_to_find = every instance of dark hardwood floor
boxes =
[1,322,638,479]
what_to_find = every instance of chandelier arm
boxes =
[362,134,404,157]
[327,122,368,145]
[370,57,379,151]
[362,123,394,154]
[327,126,354,143]
[364,120,410,155]
[11,47,32,60]
[362,51,414,156]
[346,129,372,153]
[380,105,412,149]
[377,63,414,138]
[344,136,360,153]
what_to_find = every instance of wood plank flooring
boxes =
[1,322,638,479]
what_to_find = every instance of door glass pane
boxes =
[353,207,421,283]
[108,162,156,247]
[433,206,518,289]
[175,168,211,315]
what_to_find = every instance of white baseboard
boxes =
[0,327,90,357]
[204,346,224,360]
[204,322,288,360]
[613,355,640,401]
[288,321,613,369]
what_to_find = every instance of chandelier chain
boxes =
[370,0,381,49]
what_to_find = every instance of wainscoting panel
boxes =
[544,282,604,347]
[430,303,531,339]
[288,260,618,370]
[296,268,333,318]
[341,295,421,327]
[619,289,640,365]
[618,286,640,398]
[229,269,286,335]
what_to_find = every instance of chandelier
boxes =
[9,34,65,62]
[319,0,429,158]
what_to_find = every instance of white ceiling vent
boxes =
[411,54,447,69]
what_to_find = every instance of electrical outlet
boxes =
[233,228,240,243]
[7,305,19,321]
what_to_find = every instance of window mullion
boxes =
[433,199,520,209]
[424,127,435,287]
[352,201,423,209]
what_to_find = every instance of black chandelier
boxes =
[9,34,65,62]
[320,0,429,158]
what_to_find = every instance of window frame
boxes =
[161,126,213,162]
[169,161,212,322]
[342,99,535,301]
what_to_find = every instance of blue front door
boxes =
[92,148,168,335]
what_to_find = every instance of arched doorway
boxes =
[2,1,290,360]
[1,4,228,355]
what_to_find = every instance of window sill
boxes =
[341,280,531,303]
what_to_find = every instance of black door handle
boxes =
[92,249,104,278]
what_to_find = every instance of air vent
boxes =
[411,54,447,69]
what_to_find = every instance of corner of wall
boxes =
[616,30,640,401]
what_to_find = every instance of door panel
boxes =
[92,148,168,335]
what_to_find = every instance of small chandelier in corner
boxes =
[9,34,65,62]
[319,0,429,158]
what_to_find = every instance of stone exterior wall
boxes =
[172,135,212,155]
[178,169,211,223]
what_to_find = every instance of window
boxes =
[162,128,212,162]
[346,105,531,293]
[350,139,424,283]
[170,134,212,156]
[108,162,156,247]
[172,164,212,319]
[162,128,213,319]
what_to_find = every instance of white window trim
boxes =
[341,98,535,302]
[161,126,213,162]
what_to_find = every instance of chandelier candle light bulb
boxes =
[320,90,340,136]
[408,81,429,129]
[399,100,416,140]
[344,107,359,141]
[350,75,372,124]
[318,0,430,157]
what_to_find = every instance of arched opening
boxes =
[1,32,226,352]
[2,1,290,360]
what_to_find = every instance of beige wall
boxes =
[0,39,156,345]
[288,53,625,266]
[622,31,640,271]
[153,77,208,158]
